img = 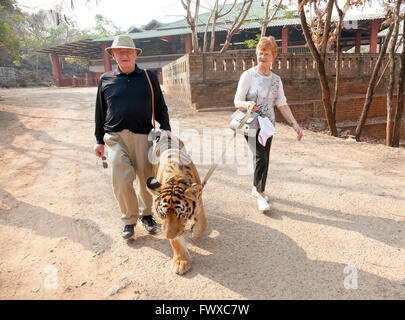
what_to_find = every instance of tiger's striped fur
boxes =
[147,135,206,275]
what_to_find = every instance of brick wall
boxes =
[163,52,404,138]
[163,51,400,111]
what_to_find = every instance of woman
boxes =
[234,36,303,212]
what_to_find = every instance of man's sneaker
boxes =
[141,215,158,234]
[121,224,135,240]
[252,187,269,202]
[257,197,271,211]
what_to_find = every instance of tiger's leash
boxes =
[146,68,252,189]
[201,108,253,189]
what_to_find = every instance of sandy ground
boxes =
[0,86,404,300]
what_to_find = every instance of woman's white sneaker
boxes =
[252,187,269,202]
[257,197,270,211]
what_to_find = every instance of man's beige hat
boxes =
[105,35,142,56]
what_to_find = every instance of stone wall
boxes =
[0,67,17,87]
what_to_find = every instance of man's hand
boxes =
[160,130,177,141]
[159,130,170,139]
[93,144,105,158]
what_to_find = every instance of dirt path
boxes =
[0,87,404,299]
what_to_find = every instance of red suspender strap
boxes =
[144,69,155,130]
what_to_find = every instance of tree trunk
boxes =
[191,25,199,53]
[332,0,344,117]
[35,54,39,80]
[298,0,337,136]
[355,24,394,141]
[392,17,405,147]
[260,0,283,38]
[209,5,219,52]
[318,62,338,136]
[181,0,200,53]
[386,0,401,146]
[192,0,200,52]
[203,6,215,52]
[386,46,397,146]
[209,18,217,52]
[209,0,236,52]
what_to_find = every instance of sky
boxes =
[16,0,386,32]
[16,0,192,30]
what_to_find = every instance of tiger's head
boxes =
[146,175,202,239]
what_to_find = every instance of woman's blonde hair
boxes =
[256,36,278,58]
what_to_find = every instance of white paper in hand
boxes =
[257,116,275,146]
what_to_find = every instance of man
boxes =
[94,35,171,240]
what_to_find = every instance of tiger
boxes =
[146,134,207,275]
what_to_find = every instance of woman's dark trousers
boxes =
[245,131,273,193]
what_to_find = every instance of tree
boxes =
[386,0,402,146]
[0,0,23,65]
[220,0,254,53]
[244,2,293,49]
[20,10,54,77]
[391,15,405,147]
[208,0,237,52]
[297,0,371,137]
[202,3,216,52]
[181,0,201,53]
[48,0,100,26]
[355,2,398,142]
[88,14,125,39]
[261,0,283,37]
[331,0,347,118]
[298,0,338,136]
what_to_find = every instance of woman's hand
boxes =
[247,101,259,113]
[292,121,303,141]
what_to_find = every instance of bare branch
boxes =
[262,0,283,37]
[298,0,321,62]
[220,0,254,53]
[320,0,334,61]
[217,0,237,18]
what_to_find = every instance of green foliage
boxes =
[84,14,126,39]
[284,10,295,19]
[14,8,127,77]
[0,0,23,65]
[2,1,129,79]
[244,34,261,48]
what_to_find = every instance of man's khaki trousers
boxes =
[104,130,153,226]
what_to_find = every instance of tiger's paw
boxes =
[172,258,191,275]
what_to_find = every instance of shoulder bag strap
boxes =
[144,69,155,130]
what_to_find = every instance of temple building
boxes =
[38,1,386,87]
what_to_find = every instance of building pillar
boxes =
[355,31,362,53]
[185,35,192,54]
[50,54,62,87]
[370,20,378,53]
[102,43,112,72]
[282,27,288,53]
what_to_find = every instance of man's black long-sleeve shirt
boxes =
[95,64,171,144]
